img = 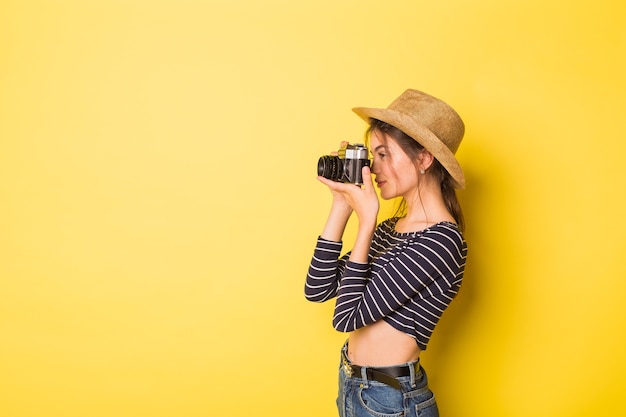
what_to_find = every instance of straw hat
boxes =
[353,89,466,189]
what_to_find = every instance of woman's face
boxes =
[369,130,419,201]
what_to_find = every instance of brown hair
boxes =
[366,119,464,232]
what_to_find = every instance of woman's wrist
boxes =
[348,222,375,263]
[320,202,352,242]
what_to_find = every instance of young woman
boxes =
[305,89,468,417]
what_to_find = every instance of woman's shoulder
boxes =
[378,218,462,238]
[421,221,464,239]
[418,221,468,256]
[375,218,466,252]
[426,220,463,234]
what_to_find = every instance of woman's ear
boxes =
[418,150,434,172]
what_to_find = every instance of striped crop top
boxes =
[305,218,467,350]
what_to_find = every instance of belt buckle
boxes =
[342,355,353,378]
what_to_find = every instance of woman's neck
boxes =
[396,182,454,233]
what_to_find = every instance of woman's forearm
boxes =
[348,221,376,263]
[320,201,352,242]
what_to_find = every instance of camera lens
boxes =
[317,155,342,181]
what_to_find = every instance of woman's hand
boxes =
[319,165,378,263]
[317,165,379,227]
[317,142,378,243]
[318,142,351,211]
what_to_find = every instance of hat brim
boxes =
[352,106,465,189]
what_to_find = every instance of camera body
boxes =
[317,143,370,185]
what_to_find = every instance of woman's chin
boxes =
[379,191,396,200]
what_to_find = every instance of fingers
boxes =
[330,141,349,157]
[317,175,339,188]
[317,175,351,192]
[361,166,374,191]
[318,167,373,191]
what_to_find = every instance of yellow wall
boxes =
[1,1,625,416]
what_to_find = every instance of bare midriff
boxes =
[347,319,421,367]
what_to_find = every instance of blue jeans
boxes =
[336,344,439,417]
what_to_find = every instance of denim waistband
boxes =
[340,341,423,390]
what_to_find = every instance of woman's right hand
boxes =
[317,142,354,241]
[318,164,378,259]
[317,165,378,227]
[318,142,352,209]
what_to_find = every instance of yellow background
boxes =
[1,1,625,416]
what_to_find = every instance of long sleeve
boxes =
[304,237,350,302]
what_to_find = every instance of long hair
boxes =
[366,119,465,232]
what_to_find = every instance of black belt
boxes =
[341,349,419,390]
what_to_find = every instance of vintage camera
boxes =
[317,143,370,185]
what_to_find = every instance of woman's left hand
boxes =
[317,166,379,227]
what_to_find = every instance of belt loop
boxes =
[360,366,369,388]
[409,361,416,388]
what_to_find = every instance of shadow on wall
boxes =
[423,127,525,389]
